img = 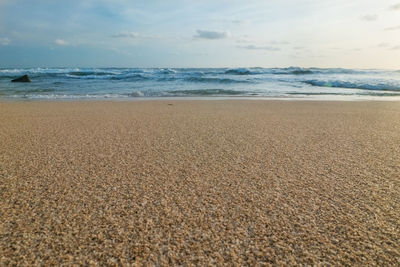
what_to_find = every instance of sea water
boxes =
[1,67,400,100]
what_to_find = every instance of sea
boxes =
[1,67,400,100]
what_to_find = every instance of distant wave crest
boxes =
[185,76,253,84]
[68,71,114,77]
[225,67,315,75]
[66,72,149,81]
[225,68,252,75]
[270,67,314,75]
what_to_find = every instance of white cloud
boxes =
[240,45,280,51]
[390,45,400,50]
[360,14,378,21]
[377,42,389,47]
[231,19,248,25]
[384,25,400,31]
[236,38,252,44]
[0,37,10,45]
[194,30,230,40]
[235,35,254,44]
[389,3,400,10]
[111,32,139,38]
[54,39,68,46]
[270,40,290,45]
[212,18,249,25]
[236,38,289,45]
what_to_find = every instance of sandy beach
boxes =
[0,100,399,265]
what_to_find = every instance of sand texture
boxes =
[0,100,399,266]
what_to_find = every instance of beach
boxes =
[0,100,399,265]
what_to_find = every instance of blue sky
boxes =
[0,0,400,68]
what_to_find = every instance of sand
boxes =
[0,100,399,266]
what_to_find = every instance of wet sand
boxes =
[1,100,399,265]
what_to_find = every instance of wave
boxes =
[184,77,253,84]
[270,67,386,75]
[0,67,395,75]
[111,74,149,81]
[167,89,247,96]
[0,88,55,95]
[225,68,252,75]
[285,92,382,97]
[223,67,315,75]
[288,91,400,97]
[127,90,144,97]
[288,92,354,96]
[157,68,177,74]
[68,71,115,77]
[23,88,55,93]
[224,67,318,75]
[304,80,400,91]
[65,72,149,81]
[290,69,313,75]
[2,93,129,99]
[269,67,314,75]
[0,75,19,80]
[0,68,87,75]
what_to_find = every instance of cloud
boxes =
[213,18,249,25]
[389,3,400,10]
[270,40,290,45]
[240,45,280,51]
[236,38,252,44]
[111,32,139,38]
[193,30,230,40]
[390,45,400,50]
[235,35,254,44]
[360,14,378,21]
[0,37,10,45]
[236,38,289,46]
[111,32,159,39]
[109,47,133,56]
[384,25,400,31]
[377,42,389,47]
[231,19,248,25]
[54,39,68,46]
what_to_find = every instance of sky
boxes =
[0,0,400,68]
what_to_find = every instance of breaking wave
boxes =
[224,67,315,75]
[1,67,400,100]
[167,89,247,96]
[225,68,253,75]
[68,71,115,77]
[184,77,253,84]
[304,80,400,91]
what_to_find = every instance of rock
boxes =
[11,75,31,82]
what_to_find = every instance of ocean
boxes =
[1,67,400,100]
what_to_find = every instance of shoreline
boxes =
[2,67,400,102]
[1,100,399,265]
[1,95,400,102]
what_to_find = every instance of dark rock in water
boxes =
[11,75,31,82]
